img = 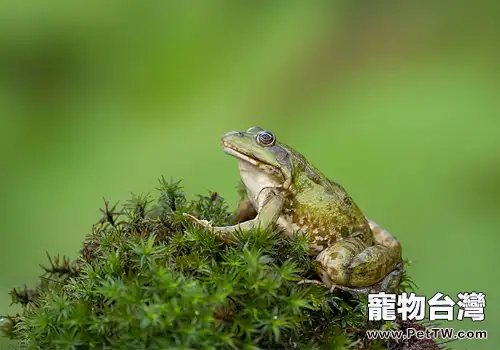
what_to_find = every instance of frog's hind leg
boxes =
[372,262,404,292]
[315,234,402,291]
[366,217,402,256]
[365,218,403,292]
[316,262,404,295]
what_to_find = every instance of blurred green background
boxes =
[0,1,498,349]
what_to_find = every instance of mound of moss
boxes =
[1,177,439,349]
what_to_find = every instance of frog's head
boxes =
[221,127,295,191]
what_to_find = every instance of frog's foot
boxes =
[297,279,328,288]
[329,284,371,295]
[371,262,404,293]
[334,263,404,295]
[182,212,253,243]
[182,213,213,230]
[297,279,370,295]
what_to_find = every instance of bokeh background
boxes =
[1,1,498,349]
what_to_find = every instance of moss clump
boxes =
[1,177,439,349]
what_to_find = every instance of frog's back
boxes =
[279,148,372,252]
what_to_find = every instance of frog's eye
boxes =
[256,131,275,146]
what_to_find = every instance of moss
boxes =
[1,177,440,349]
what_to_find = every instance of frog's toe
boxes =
[182,212,198,222]
[297,279,343,293]
[297,279,327,288]
[182,213,211,228]
[332,285,370,295]
[298,279,370,295]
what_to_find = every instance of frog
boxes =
[183,126,403,294]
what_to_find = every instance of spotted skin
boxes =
[183,127,403,293]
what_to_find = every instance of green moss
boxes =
[1,177,438,349]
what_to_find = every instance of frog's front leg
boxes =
[315,233,402,294]
[183,187,284,242]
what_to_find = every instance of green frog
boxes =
[183,127,403,293]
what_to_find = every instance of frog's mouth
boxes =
[222,141,271,169]
[222,141,284,177]
[222,140,291,189]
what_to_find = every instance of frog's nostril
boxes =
[222,131,243,140]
